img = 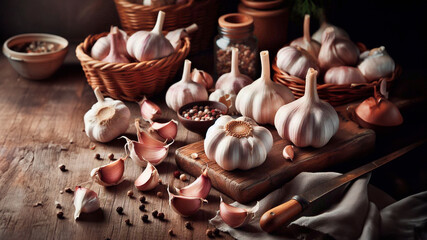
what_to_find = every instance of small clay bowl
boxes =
[177,101,228,135]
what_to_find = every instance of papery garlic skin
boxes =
[192,68,214,90]
[312,22,350,43]
[135,163,160,191]
[167,186,207,217]
[74,187,100,220]
[126,11,174,61]
[236,50,295,125]
[318,27,360,71]
[209,89,238,115]
[358,46,395,82]
[84,87,131,143]
[204,115,273,171]
[275,68,339,148]
[290,14,321,58]
[219,197,259,228]
[166,23,198,50]
[215,47,253,94]
[91,26,128,60]
[90,158,125,187]
[324,66,366,85]
[276,46,319,79]
[165,59,208,112]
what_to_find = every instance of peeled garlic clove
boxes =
[358,46,395,82]
[166,23,198,50]
[90,158,125,187]
[219,197,259,228]
[123,136,172,166]
[312,21,350,43]
[168,186,207,217]
[135,162,159,191]
[149,119,178,141]
[276,46,319,80]
[91,26,128,60]
[215,47,253,94]
[324,66,366,85]
[139,96,161,121]
[74,187,100,220]
[283,145,294,161]
[290,14,321,58]
[177,168,211,199]
[135,119,165,146]
[192,68,214,90]
[209,89,238,115]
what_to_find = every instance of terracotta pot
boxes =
[238,0,289,54]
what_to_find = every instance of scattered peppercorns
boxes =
[173,170,181,179]
[139,196,146,203]
[59,190,64,194]
[64,187,73,194]
[185,221,192,229]
[139,205,145,211]
[125,219,132,226]
[94,153,101,160]
[116,206,124,215]
[127,190,134,198]
[157,212,165,220]
[179,174,188,181]
[90,144,96,150]
[58,164,67,172]
[168,229,174,236]
[69,139,74,144]
[57,211,64,219]
[156,191,163,198]
[190,153,199,159]
[152,210,158,218]
[108,153,115,160]
[206,229,214,238]
[213,228,220,236]
[33,202,43,207]
[180,105,223,121]
[141,214,149,223]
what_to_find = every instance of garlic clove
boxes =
[73,186,101,220]
[176,168,211,199]
[139,96,161,121]
[123,136,172,166]
[282,145,295,161]
[167,186,207,217]
[209,89,238,115]
[219,196,259,228]
[192,68,214,90]
[90,158,125,187]
[149,119,178,141]
[135,162,160,191]
[290,14,321,58]
[135,119,165,146]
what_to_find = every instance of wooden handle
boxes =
[259,199,303,233]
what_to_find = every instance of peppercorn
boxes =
[58,164,67,172]
[206,229,214,238]
[139,196,146,203]
[125,219,132,226]
[168,229,174,236]
[152,210,158,218]
[156,191,163,198]
[108,153,114,160]
[173,170,181,179]
[90,144,96,150]
[179,174,188,181]
[94,153,101,160]
[116,206,124,215]
[157,212,165,220]
[64,187,73,194]
[185,221,192,229]
[141,214,149,223]
[57,211,64,219]
[139,205,145,211]
[213,228,220,236]
[127,190,134,198]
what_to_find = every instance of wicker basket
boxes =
[75,32,190,101]
[114,0,218,54]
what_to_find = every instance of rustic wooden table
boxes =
[0,48,426,240]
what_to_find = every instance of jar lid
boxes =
[218,13,254,30]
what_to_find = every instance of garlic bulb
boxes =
[139,96,161,121]
[135,162,160,191]
[204,115,273,171]
[209,89,238,115]
[219,197,259,228]
[126,11,174,61]
[166,23,198,50]
[358,46,395,82]
[215,47,253,94]
[74,187,100,220]
[84,87,131,143]
[176,168,211,199]
[275,68,339,148]
[290,14,321,58]
[236,50,295,124]
[149,119,178,141]
[276,46,319,79]
[91,26,128,61]
[318,27,360,71]
[167,186,207,217]
[312,22,350,43]
[192,68,213,90]
[90,158,125,187]
[101,27,130,63]
[165,59,208,112]
[324,66,366,85]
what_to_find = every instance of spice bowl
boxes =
[177,101,228,135]
[2,33,68,80]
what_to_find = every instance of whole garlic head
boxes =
[209,89,238,115]
[84,87,131,143]
[204,115,273,171]
[290,14,321,58]
[358,46,395,82]
[91,26,128,61]
[324,66,366,85]
[236,50,295,125]
[312,21,350,43]
[165,59,208,112]
[276,46,319,79]
[274,68,339,148]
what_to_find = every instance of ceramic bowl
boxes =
[177,101,228,135]
[2,33,68,80]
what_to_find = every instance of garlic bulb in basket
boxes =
[312,22,350,43]
[324,66,366,85]
[204,115,273,171]
[126,11,174,61]
[276,46,319,79]
[101,26,130,63]
[91,26,128,61]
[358,46,395,82]
[84,87,131,143]
[165,59,208,112]
[236,50,295,125]
[215,47,253,94]
[290,14,320,58]
[318,27,359,71]
[275,68,339,148]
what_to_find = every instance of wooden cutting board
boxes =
[175,110,375,203]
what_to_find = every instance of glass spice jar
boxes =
[214,13,258,80]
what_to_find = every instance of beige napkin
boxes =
[209,172,427,240]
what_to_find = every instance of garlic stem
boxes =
[152,11,165,35]
[94,87,105,103]
[230,47,240,76]
[304,68,319,102]
[181,59,192,82]
[303,14,311,43]
[260,51,271,84]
